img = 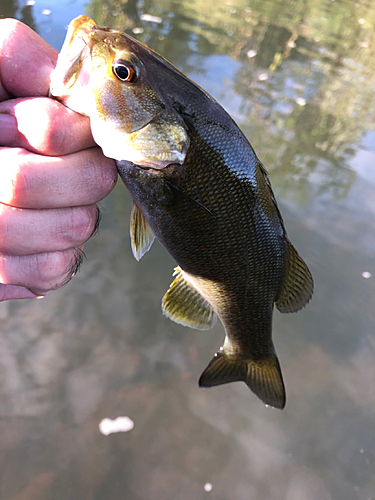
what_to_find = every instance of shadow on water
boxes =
[0,0,375,499]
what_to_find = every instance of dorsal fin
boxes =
[276,240,313,313]
[162,267,217,330]
[130,201,155,261]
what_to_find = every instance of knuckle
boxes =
[0,247,84,295]
[10,99,63,156]
[79,149,117,201]
[37,101,66,155]
[95,156,118,198]
[35,251,68,283]
[63,205,99,245]
[0,148,33,207]
[40,104,92,156]
[0,205,12,251]
[8,165,30,207]
[0,251,70,292]
[34,248,83,290]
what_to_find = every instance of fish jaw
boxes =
[49,16,95,114]
[90,108,189,168]
[50,15,190,169]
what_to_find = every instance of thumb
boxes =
[0,19,57,101]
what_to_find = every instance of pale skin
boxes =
[0,19,118,300]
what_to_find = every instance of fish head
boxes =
[50,15,189,169]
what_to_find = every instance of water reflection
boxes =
[1,0,37,29]
[87,0,375,201]
[0,0,375,499]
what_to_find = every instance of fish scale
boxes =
[50,15,314,409]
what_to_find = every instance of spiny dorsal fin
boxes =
[162,267,217,330]
[130,201,155,261]
[276,240,314,313]
[199,349,285,409]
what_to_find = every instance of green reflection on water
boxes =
[84,0,375,202]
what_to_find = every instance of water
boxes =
[1,0,375,498]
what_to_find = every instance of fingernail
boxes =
[0,113,16,144]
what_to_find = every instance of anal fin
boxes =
[162,267,217,330]
[130,201,155,261]
[276,240,314,313]
[199,349,286,409]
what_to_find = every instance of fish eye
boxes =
[112,61,136,82]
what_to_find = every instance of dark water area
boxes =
[1,0,375,499]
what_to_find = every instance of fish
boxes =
[50,15,313,409]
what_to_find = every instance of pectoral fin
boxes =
[130,202,155,261]
[199,349,286,409]
[276,240,314,313]
[162,267,217,330]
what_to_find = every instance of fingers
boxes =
[0,19,57,101]
[0,284,39,301]
[0,98,118,207]
[0,202,100,255]
[0,97,96,155]
[0,147,117,209]
[0,247,85,298]
[0,20,120,300]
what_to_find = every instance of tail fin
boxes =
[199,350,286,409]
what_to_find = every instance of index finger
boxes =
[0,19,57,101]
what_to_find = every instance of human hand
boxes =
[0,19,117,301]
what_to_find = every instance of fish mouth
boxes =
[131,142,188,170]
[61,17,116,60]
[65,16,96,54]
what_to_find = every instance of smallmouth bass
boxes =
[50,15,313,409]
